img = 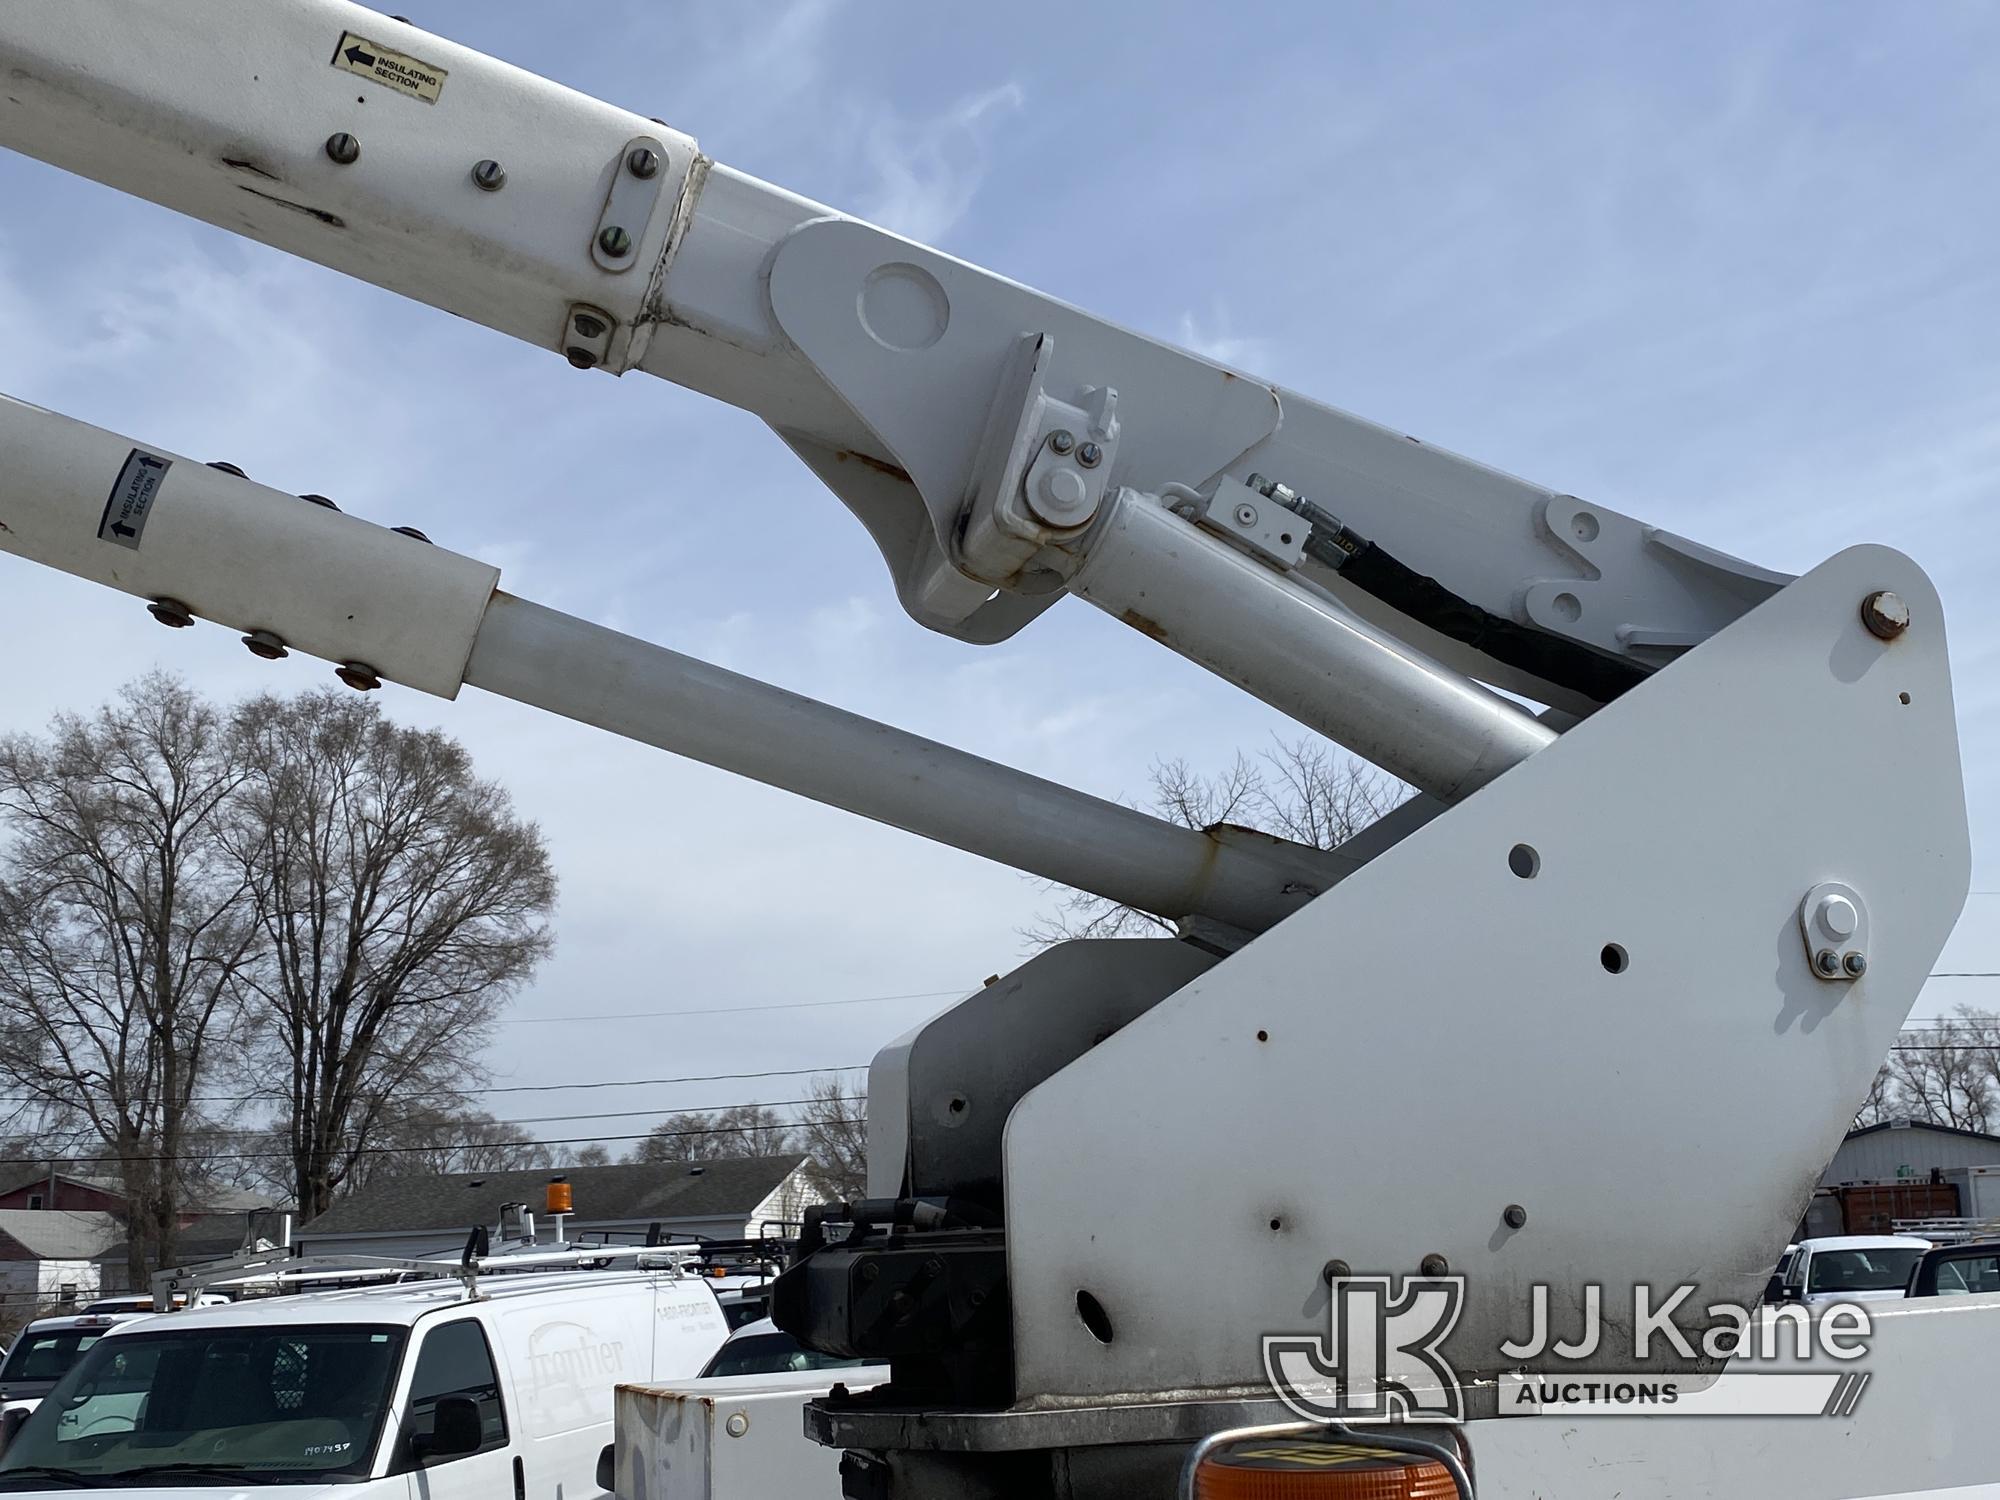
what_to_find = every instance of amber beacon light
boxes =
[545,1176,573,1214]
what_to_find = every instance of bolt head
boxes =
[335,662,382,692]
[627,145,661,179]
[146,599,195,630]
[1077,441,1103,469]
[1321,1259,1351,1285]
[1844,951,1869,978]
[324,132,360,166]
[242,631,289,661]
[1420,1253,1449,1277]
[1861,590,1910,640]
[1503,1203,1529,1229]
[1814,948,1843,978]
[597,225,633,258]
[1234,503,1259,528]
[565,346,599,370]
[1047,430,1075,456]
[723,1413,748,1439]
[472,159,507,191]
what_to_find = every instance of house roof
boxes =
[1846,1119,2000,1146]
[0,1165,280,1214]
[298,1155,811,1238]
[0,1209,125,1260]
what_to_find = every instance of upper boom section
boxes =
[0,1,1785,712]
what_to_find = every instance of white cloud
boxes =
[856,83,1026,246]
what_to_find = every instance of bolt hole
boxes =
[1551,592,1582,623]
[1600,942,1629,974]
[1899,692,1911,705]
[1571,511,1600,543]
[1256,1029,1269,1043]
[1269,1217,1283,1232]
[1075,1290,1113,1344]
[947,1096,966,1115]
[1280,533,1293,545]
[1507,843,1540,879]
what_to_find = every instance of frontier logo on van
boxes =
[526,1320,627,1396]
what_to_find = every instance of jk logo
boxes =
[1263,1275,1466,1423]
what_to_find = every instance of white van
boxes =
[0,1265,729,1498]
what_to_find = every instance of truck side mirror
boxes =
[416,1396,483,1461]
[596,1443,616,1495]
[0,1406,27,1455]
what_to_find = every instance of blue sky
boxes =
[1,1,1996,1150]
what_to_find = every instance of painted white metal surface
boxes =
[1003,545,1969,1399]
[617,1377,881,1500]
[0,395,498,697]
[1472,1295,2000,1498]
[1067,490,1557,801]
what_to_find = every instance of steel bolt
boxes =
[1077,441,1103,469]
[324,132,361,166]
[565,346,599,370]
[299,493,342,512]
[335,661,382,692]
[1321,1259,1351,1285]
[147,598,195,630]
[1844,951,1869,978]
[723,1413,748,1439]
[572,312,608,339]
[858,1260,881,1285]
[471,159,507,192]
[1420,1253,1450,1277]
[1047,430,1075,456]
[1814,948,1843,978]
[1860,590,1910,640]
[1503,1204,1529,1229]
[242,630,289,661]
[1234,503,1259,528]
[206,461,248,478]
[627,145,661,179]
[391,525,433,543]
[597,225,633,258]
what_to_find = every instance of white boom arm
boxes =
[0,7,1983,1499]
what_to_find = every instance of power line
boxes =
[499,988,965,1024]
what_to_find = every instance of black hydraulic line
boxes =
[1253,477,1650,704]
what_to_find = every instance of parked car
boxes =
[0,1260,730,1496]
[615,1319,888,1500]
[1761,1243,1800,1303]
[1904,1240,2000,1298]
[0,1313,151,1423]
[1775,1234,1933,1306]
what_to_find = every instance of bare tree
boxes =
[795,1075,868,1198]
[1876,1009,1995,1134]
[228,689,556,1219]
[567,1143,612,1168]
[628,1104,794,1164]
[1026,738,1406,944]
[345,1104,551,1187]
[0,674,256,1280]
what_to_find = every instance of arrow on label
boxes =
[344,44,376,67]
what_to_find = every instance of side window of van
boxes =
[400,1320,508,1466]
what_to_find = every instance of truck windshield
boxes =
[0,1332,106,1388]
[1808,1247,1924,1293]
[0,1325,408,1487]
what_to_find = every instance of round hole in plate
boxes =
[1551,592,1583,623]
[1280,532,1294,545]
[1269,1217,1284,1232]
[1256,1029,1269,1043]
[1899,692,1912,705]
[1508,843,1540,879]
[1571,511,1600,543]
[1076,1290,1114,1344]
[1601,943,1629,974]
